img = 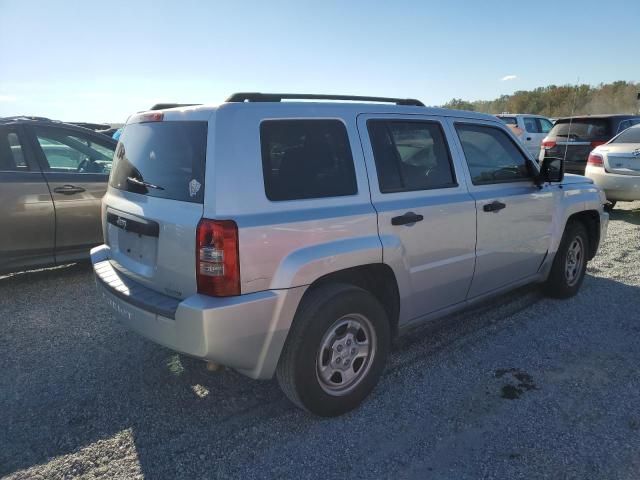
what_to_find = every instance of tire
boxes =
[604,201,616,212]
[543,221,589,299]
[276,283,390,416]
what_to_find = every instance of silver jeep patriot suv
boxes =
[92,93,608,416]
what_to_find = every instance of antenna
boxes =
[562,77,580,163]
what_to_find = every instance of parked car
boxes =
[539,114,640,175]
[91,93,608,416]
[0,117,116,274]
[585,123,640,210]
[496,114,554,156]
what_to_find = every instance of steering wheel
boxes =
[76,158,90,173]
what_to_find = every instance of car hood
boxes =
[562,173,593,185]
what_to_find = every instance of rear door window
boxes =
[367,120,456,192]
[110,121,208,203]
[523,117,539,133]
[260,120,357,201]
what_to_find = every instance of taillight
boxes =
[196,219,240,296]
[130,111,164,123]
[587,152,604,166]
[542,139,556,149]
[591,140,606,148]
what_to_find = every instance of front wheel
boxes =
[544,221,589,298]
[276,283,390,416]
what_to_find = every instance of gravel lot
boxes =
[1,203,639,480]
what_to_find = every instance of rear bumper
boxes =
[91,245,306,379]
[585,166,640,201]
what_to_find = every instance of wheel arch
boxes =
[566,210,601,260]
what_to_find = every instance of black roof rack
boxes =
[225,93,424,107]
[0,115,53,123]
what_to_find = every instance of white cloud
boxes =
[0,95,17,102]
[500,75,518,82]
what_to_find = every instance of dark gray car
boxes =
[0,117,116,274]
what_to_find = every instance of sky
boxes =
[1,0,639,123]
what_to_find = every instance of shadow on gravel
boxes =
[609,207,640,225]
[1,269,640,478]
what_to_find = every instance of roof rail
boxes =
[225,92,425,107]
[0,115,53,122]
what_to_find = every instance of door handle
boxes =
[53,184,86,195]
[526,137,532,141]
[483,201,506,212]
[391,212,424,226]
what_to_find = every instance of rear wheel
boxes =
[276,283,390,416]
[544,221,589,298]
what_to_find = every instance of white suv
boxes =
[92,93,608,416]
[497,114,554,156]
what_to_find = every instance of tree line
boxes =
[441,81,640,117]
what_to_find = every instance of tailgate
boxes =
[104,192,202,299]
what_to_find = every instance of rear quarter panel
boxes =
[206,105,380,294]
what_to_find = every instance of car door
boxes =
[448,119,554,298]
[29,125,116,263]
[357,114,476,323]
[0,124,55,273]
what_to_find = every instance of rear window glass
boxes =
[260,120,357,201]
[549,119,611,140]
[110,121,207,203]
[611,126,640,143]
[497,116,517,126]
[367,120,456,192]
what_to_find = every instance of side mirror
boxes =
[536,156,564,186]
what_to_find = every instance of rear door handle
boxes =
[53,184,86,195]
[483,201,506,212]
[391,212,424,226]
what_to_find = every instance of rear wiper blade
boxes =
[127,176,165,190]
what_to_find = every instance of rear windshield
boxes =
[611,126,640,144]
[549,119,611,141]
[110,121,207,203]
[497,116,517,126]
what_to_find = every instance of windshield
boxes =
[611,125,640,144]
[549,119,611,140]
[109,121,207,203]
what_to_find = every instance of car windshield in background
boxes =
[611,125,640,144]
[549,119,610,140]
[110,121,207,203]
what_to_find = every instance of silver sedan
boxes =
[585,124,640,210]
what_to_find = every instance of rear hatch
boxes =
[543,118,611,174]
[104,111,209,299]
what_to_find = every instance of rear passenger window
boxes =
[0,129,28,171]
[260,120,357,201]
[367,120,456,193]
[523,117,539,133]
[456,123,531,184]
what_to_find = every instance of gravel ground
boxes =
[1,203,639,480]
